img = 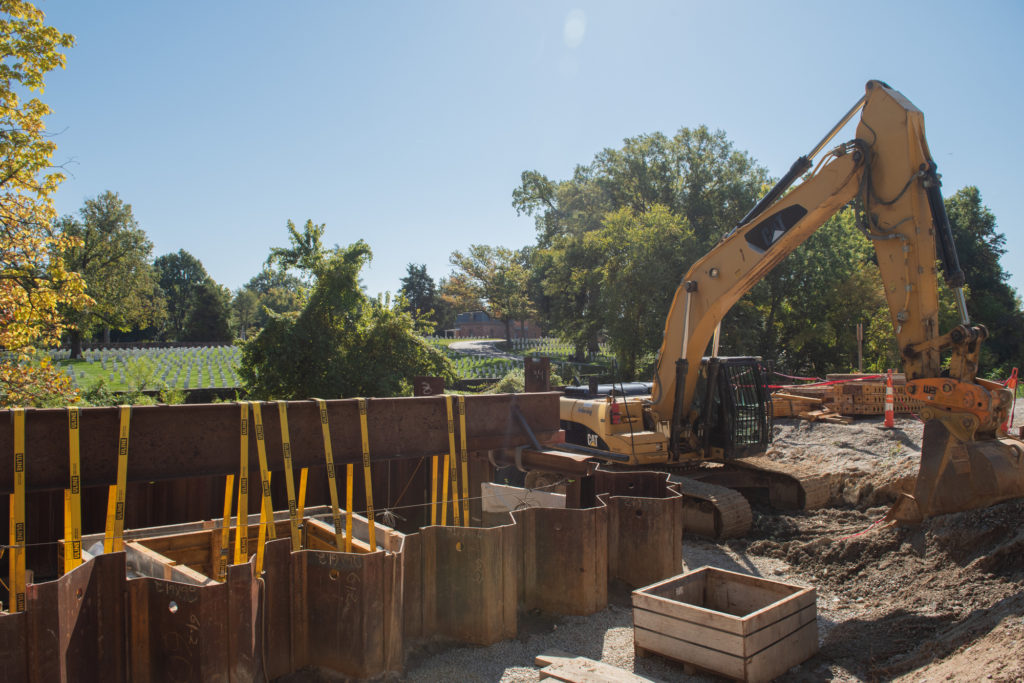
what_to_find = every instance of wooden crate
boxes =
[632,566,817,682]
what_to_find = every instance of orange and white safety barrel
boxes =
[884,368,895,429]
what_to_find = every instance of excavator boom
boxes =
[646,80,1023,523]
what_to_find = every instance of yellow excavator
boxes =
[558,80,1024,537]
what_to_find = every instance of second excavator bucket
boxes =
[888,420,1024,524]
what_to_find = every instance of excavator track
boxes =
[728,455,832,510]
[665,473,753,539]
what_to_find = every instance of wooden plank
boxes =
[743,587,815,633]
[536,651,663,682]
[633,607,744,654]
[705,570,799,621]
[633,626,745,680]
[125,541,216,586]
[632,588,744,636]
[772,392,822,404]
[744,602,817,656]
[745,620,819,682]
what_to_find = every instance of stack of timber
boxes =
[828,373,924,416]
[770,391,849,424]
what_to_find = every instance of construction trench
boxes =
[0,389,698,681]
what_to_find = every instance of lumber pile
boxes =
[770,391,850,424]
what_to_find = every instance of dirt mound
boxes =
[745,499,1024,681]
[768,417,924,508]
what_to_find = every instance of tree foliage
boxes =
[153,249,230,341]
[240,221,455,399]
[514,126,768,365]
[58,191,164,356]
[243,266,305,331]
[512,124,1023,382]
[943,186,1024,375]
[448,245,533,344]
[0,2,88,406]
[399,263,438,317]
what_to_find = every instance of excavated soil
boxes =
[405,416,1024,682]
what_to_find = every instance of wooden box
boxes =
[632,566,817,682]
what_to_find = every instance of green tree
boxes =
[399,263,438,319]
[448,245,533,345]
[944,187,1024,375]
[514,126,768,359]
[240,223,455,399]
[183,279,231,342]
[153,249,211,340]
[244,266,305,330]
[588,205,693,377]
[58,191,165,357]
[0,1,88,406]
[231,288,259,339]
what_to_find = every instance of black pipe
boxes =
[923,162,965,288]
[734,156,813,232]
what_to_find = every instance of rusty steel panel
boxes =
[127,559,260,683]
[0,611,27,681]
[290,549,403,679]
[0,393,561,494]
[602,490,683,589]
[593,468,670,498]
[524,357,551,393]
[260,538,294,679]
[225,560,262,682]
[514,505,608,616]
[420,524,518,645]
[26,552,127,683]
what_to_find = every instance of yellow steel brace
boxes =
[445,396,461,526]
[234,402,250,566]
[458,396,470,527]
[9,409,26,612]
[218,474,234,581]
[65,407,82,573]
[251,402,276,574]
[314,399,345,551]
[104,406,131,553]
[276,401,302,552]
[357,398,376,549]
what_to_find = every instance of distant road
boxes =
[448,339,519,360]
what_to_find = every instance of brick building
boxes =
[453,311,541,339]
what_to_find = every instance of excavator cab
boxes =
[691,357,773,459]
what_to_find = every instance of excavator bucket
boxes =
[888,420,1024,524]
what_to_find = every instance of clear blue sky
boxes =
[40,1,1024,303]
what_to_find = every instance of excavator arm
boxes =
[648,80,1023,522]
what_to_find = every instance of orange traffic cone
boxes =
[883,369,895,428]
